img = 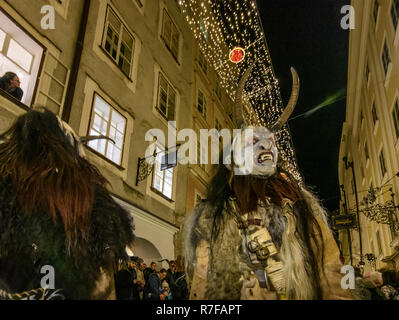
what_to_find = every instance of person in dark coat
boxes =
[143,261,157,283]
[0,72,23,101]
[115,262,135,300]
[143,269,167,300]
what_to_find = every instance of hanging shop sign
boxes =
[331,214,356,230]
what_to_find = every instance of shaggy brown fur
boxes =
[184,164,332,299]
[0,109,108,247]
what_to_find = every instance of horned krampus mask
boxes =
[226,63,299,177]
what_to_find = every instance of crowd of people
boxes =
[351,267,399,300]
[0,71,23,101]
[114,256,189,300]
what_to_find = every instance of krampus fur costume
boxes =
[0,109,134,299]
[184,65,352,300]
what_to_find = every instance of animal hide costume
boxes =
[184,64,353,300]
[0,109,135,299]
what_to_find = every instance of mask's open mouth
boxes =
[258,151,273,163]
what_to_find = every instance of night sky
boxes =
[257,0,350,213]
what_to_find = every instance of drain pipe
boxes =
[61,0,91,122]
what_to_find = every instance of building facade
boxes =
[338,0,399,273]
[0,0,240,267]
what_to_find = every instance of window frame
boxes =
[156,71,176,121]
[197,89,207,119]
[101,5,135,79]
[151,145,175,201]
[0,8,46,108]
[161,8,180,63]
[87,92,127,167]
[198,49,208,76]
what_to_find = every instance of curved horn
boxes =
[271,67,300,131]
[234,62,256,128]
[80,135,116,145]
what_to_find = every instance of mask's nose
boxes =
[259,140,272,150]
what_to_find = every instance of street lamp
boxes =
[342,156,364,265]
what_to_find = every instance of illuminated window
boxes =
[157,72,176,121]
[161,9,180,61]
[197,89,207,118]
[0,11,44,106]
[152,146,174,199]
[88,93,126,165]
[102,6,134,77]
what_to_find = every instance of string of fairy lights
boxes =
[177,0,302,182]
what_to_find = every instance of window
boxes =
[382,41,391,76]
[157,72,176,121]
[0,11,45,106]
[371,103,378,125]
[197,89,207,118]
[88,94,126,165]
[161,9,180,61]
[152,146,174,199]
[102,6,134,77]
[37,53,69,114]
[365,142,369,162]
[379,149,387,178]
[391,0,399,30]
[392,99,399,139]
[215,75,222,100]
[374,0,379,25]
[198,50,207,75]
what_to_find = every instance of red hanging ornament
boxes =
[229,47,245,63]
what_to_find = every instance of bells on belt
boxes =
[247,239,270,261]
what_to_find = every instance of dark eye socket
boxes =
[252,137,259,144]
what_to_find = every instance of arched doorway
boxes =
[129,237,162,265]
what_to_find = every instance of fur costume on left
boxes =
[0,109,135,299]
